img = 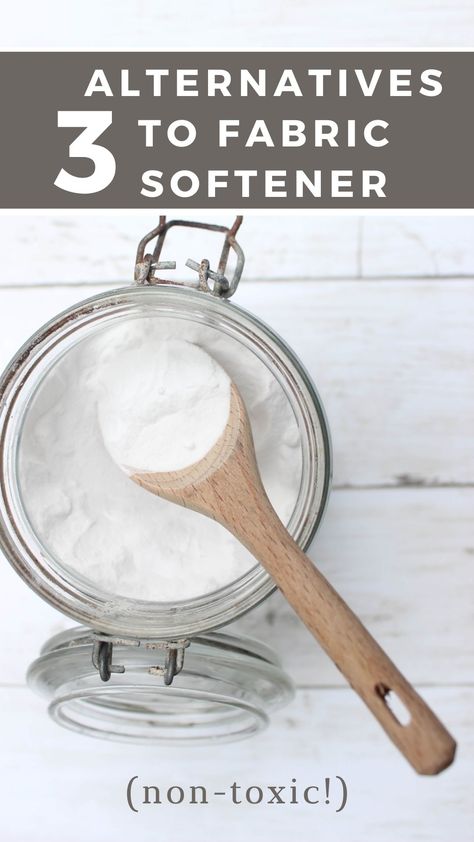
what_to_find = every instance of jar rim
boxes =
[0,284,331,638]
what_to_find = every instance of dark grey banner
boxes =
[0,52,472,208]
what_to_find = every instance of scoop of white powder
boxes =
[18,316,302,602]
[96,339,231,474]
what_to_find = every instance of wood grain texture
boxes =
[0,271,471,832]
[0,686,470,842]
[0,215,360,285]
[243,279,474,486]
[2,216,474,285]
[0,0,472,47]
[135,384,456,774]
[361,217,474,278]
[0,279,472,487]
[0,486,472,688]
[236,486,474,687]
[0,0,472,831]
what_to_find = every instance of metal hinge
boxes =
[91,634,190,686]
[134,215,245,298]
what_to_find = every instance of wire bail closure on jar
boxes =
[91,634,190,685]
[134,215,245,298]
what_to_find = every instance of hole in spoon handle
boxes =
[367,672,457,775]
[375,683,412,726]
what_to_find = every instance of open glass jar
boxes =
[0,218,331,743]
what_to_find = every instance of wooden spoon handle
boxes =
[135,385,455,774]
[231,499,456,775]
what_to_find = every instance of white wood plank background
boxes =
[2,216,474,285]
[0,0,473,48]
[1,1,473,836]
[0,217,472,841]
[0,686,471,842]
[0,276,472,486]
[1,485,471,687]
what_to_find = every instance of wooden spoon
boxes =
[133,384,456,774]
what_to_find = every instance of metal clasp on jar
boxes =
[134,215,245,298]
[91,634,190,686]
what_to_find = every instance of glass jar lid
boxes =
[27,627,294,745]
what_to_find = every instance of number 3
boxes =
[54,111,116,194]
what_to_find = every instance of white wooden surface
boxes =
[2,216,474,285]
[0,0,473,48]
[0,687,471,842]
[0,216,472,840]
[1,1,473,836]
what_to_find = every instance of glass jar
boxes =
[0,228,331,742]
[0,284,331,639]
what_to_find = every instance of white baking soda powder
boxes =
[97,339,231,474]
[18,316,302,602]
